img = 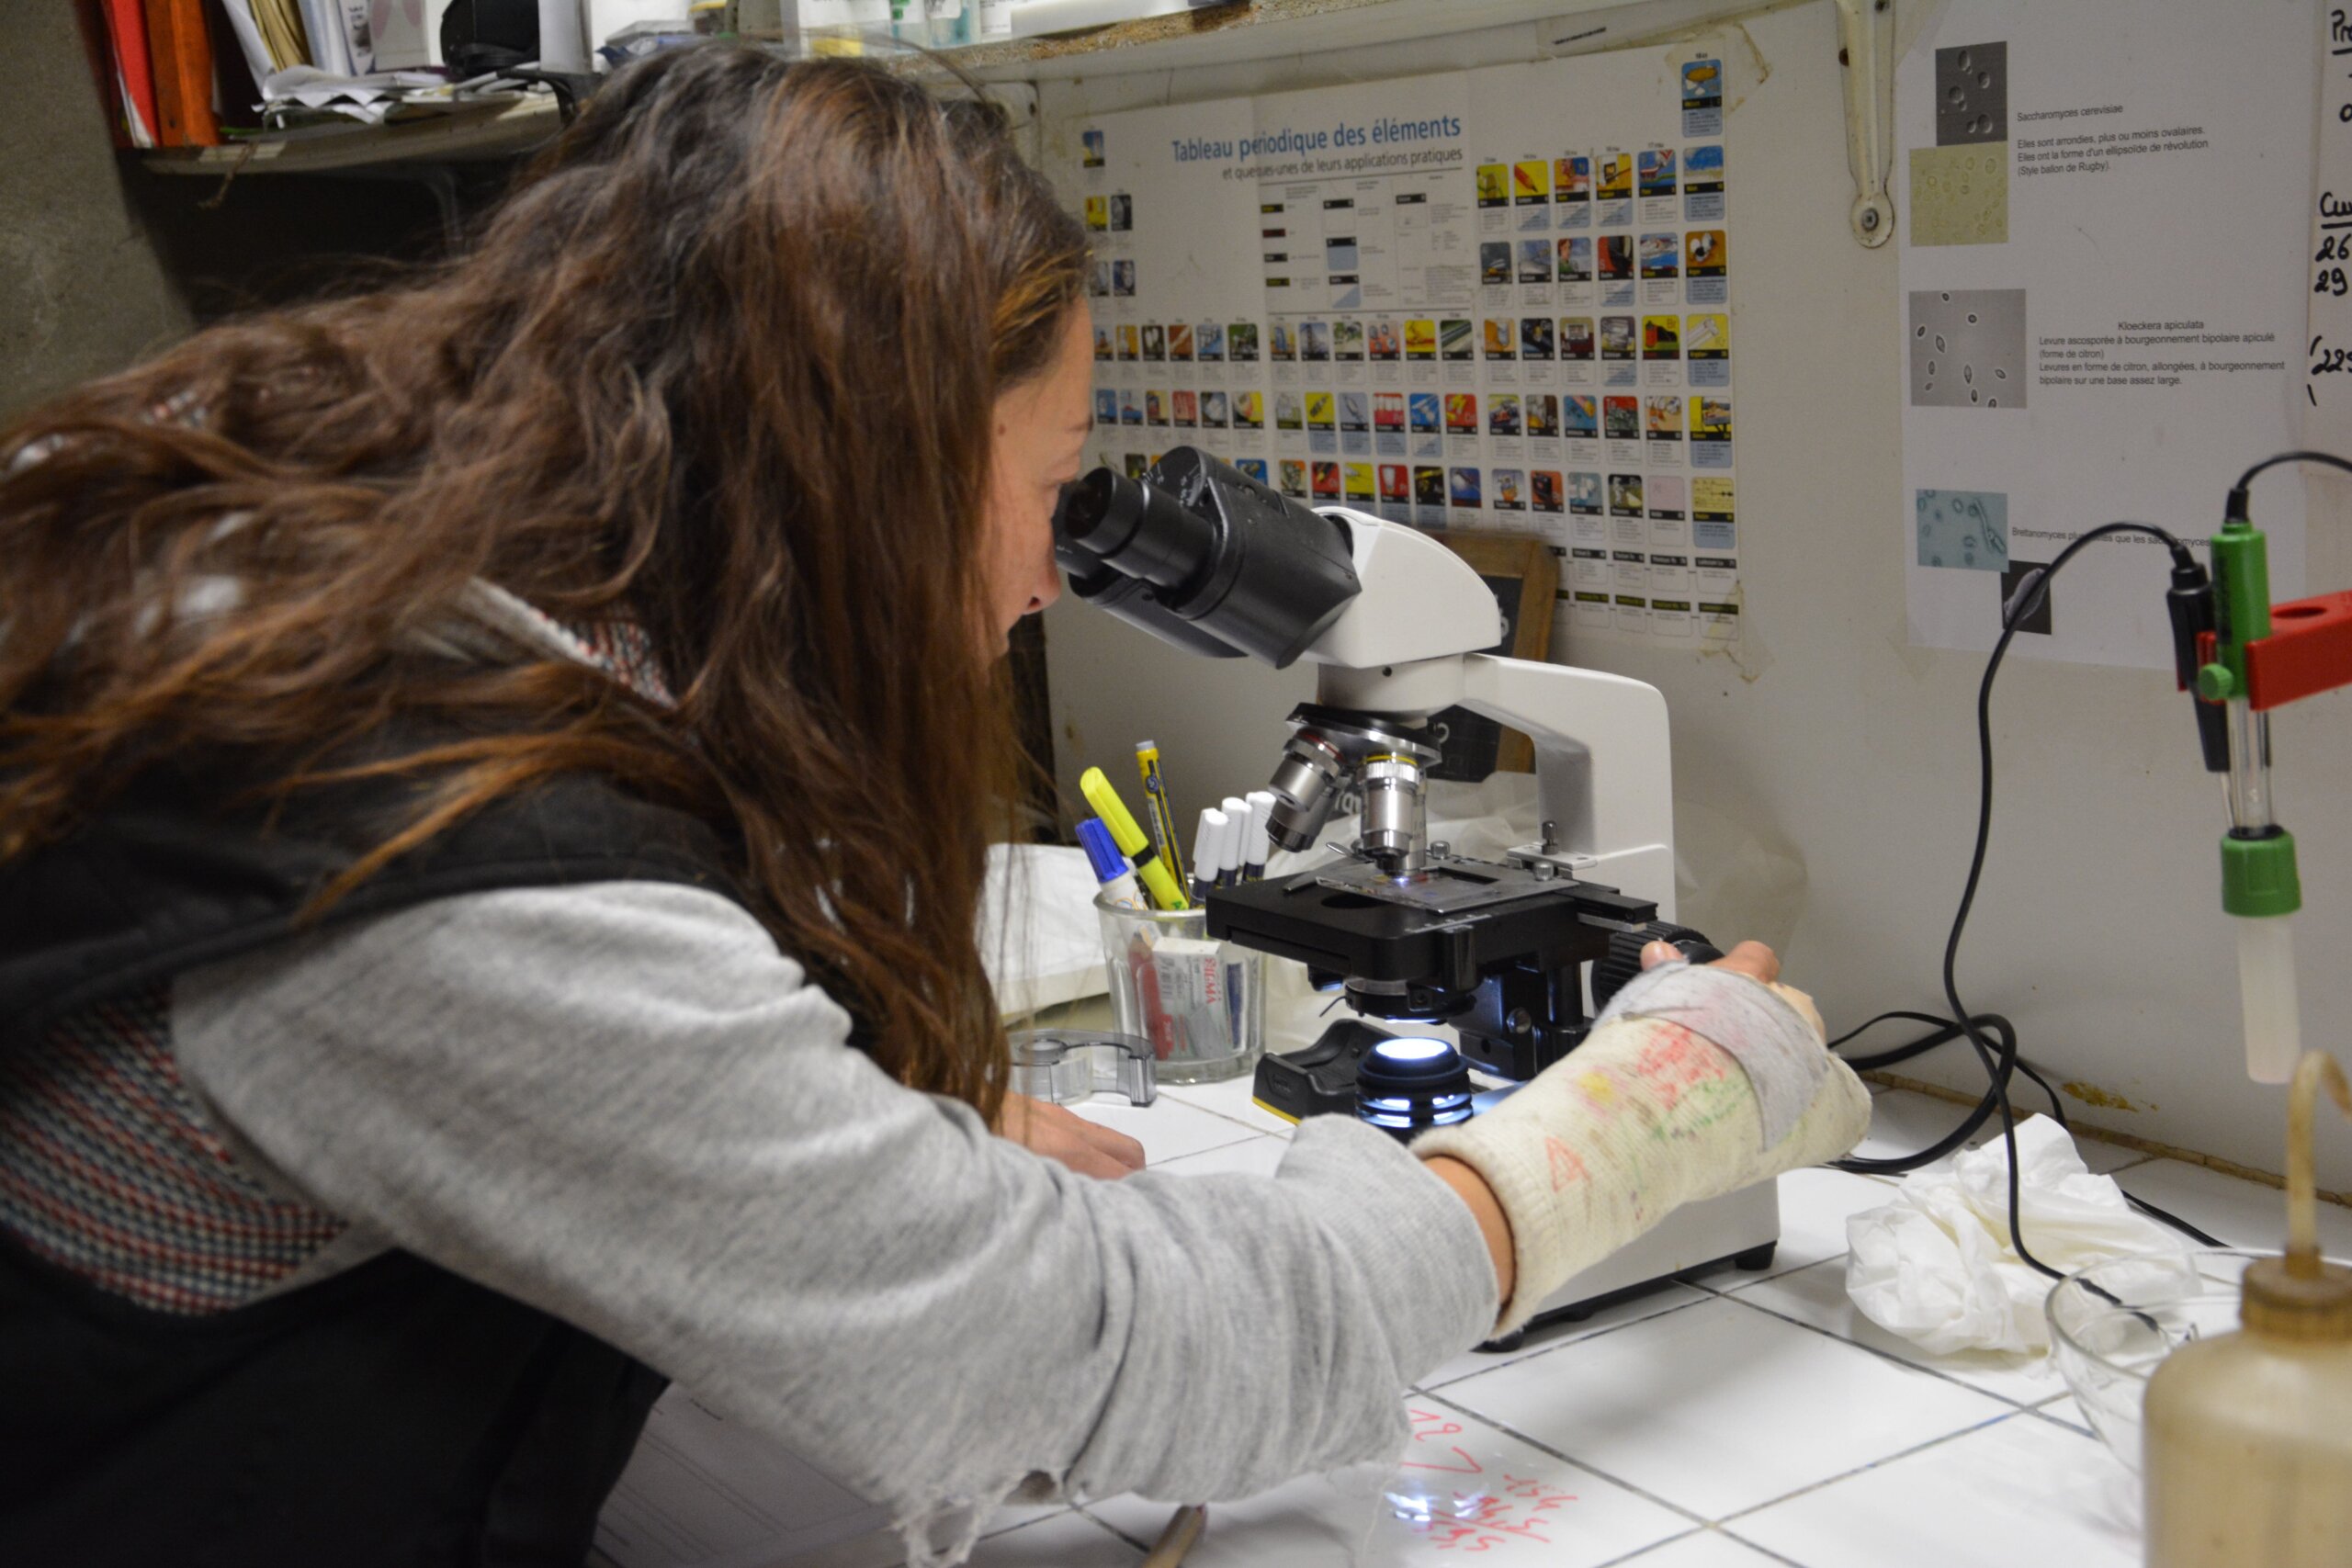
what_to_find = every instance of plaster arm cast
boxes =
[1413,957,1873,1333]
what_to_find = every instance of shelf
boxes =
[141,93,563,177]
[952,0,1713,83]
[134,0,1731,176]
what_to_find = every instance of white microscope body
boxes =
[1296,507,1781,1321]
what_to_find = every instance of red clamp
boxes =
[2229,591,2352,710]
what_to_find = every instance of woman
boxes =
[0,47,1868,1566]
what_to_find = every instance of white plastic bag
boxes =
[1845,1115,2189,1354]
[980,842,1112,1018]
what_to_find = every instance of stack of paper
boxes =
[256,66,532,129]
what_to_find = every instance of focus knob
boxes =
[1589,921,1723,1013]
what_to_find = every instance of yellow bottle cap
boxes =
[2243,1051,2352,1342]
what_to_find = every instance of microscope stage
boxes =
[1204,854,1656,990]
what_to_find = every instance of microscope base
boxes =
[1489,1180,1782,1349]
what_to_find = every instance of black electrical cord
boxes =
[1833,1003,2231,1247]
[1829,521,2231,1280]
[1831,1011,2025,1176]
[2229,449,2352,518]
[1835,1010,2067,1115]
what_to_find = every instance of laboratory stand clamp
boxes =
[1962,450,2352,1093]
[2165,455,2352,1084]
[1055,447,1780,1333]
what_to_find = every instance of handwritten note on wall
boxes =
[2308,6,2352,437]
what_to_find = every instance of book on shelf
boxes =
[220,0,311,79]
[143,0,222,146]
[94,0,161,147]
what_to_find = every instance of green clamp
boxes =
[2196,663,2236,702]
[2222,828,2302,919]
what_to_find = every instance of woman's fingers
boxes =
[1071,1114,1147,1174]
[1713,940,1781,985]
[998,1091,1146,1178]
[1642,937,1780,986]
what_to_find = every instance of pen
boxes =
[1077,818,1146,910]
[1218,796,1250,888]
[1190,807,1229,906]
[1080,767,1189,910]
[1135,739,1189,893]
[1243,790,1276,881]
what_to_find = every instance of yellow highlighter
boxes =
[1080,767,1190,911]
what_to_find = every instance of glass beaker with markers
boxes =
[1094,897,1264,1085]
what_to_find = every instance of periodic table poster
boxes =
[1051,49,1742,650]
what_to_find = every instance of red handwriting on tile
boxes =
[1402,1407,1485,1475]
[1409,1482,1581,1552]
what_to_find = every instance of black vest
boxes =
[0,744,742,1566]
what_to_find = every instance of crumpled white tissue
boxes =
[1845,1114,2189,1354]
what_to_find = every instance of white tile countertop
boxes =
[783,1083,2349,1568]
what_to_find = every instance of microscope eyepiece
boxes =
[1052,468,1136,555]
[1054,467,1217,592]
[1052,446,1362,669]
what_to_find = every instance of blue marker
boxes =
[1079,818,1147,910]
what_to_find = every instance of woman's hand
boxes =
[1417,938,1871,1334]
[1644,937,1826,1039]
[997,1091,1147,1179]
[1654,936,1777,982]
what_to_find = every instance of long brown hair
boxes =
[0,48,1090,1120]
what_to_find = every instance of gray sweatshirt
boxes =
[168,878,1498,1520]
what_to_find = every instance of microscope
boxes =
[1055,446,1780,1332]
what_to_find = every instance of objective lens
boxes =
[1265,730,1346,852]
[1358,751,1427,873]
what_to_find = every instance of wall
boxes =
[0,6,195,412]
[1,6,463,419]
[1037,0,2352,1190]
